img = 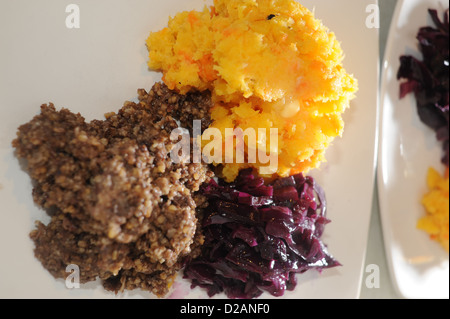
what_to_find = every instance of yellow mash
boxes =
[147,0,358,181]
[417,167,449,252]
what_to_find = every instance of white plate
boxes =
[0,0,378,299]
[378,0,449,299]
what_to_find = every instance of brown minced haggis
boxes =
[12,82,214,297]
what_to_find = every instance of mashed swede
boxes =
[147,0,358,181]
[418,167,449,252]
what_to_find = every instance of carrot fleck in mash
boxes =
[146,0,358,181]
[417,167,449,252]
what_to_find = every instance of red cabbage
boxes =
[397,9,449,167]
[183,169,340,299]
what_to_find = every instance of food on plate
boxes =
[397,9,449,168]
[183,168,339,299]
[147,0,358,181]
[12,83,214,297]
[417,167,449,252]
[397,8,449,251]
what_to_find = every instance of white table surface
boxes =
[359,0,401,299]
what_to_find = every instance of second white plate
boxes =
[378,0,449,300]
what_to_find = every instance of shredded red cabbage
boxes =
[397,8,449,167]
[183,169,340,299]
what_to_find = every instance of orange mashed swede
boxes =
[147,0,358,181]
[417,167,449,252]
